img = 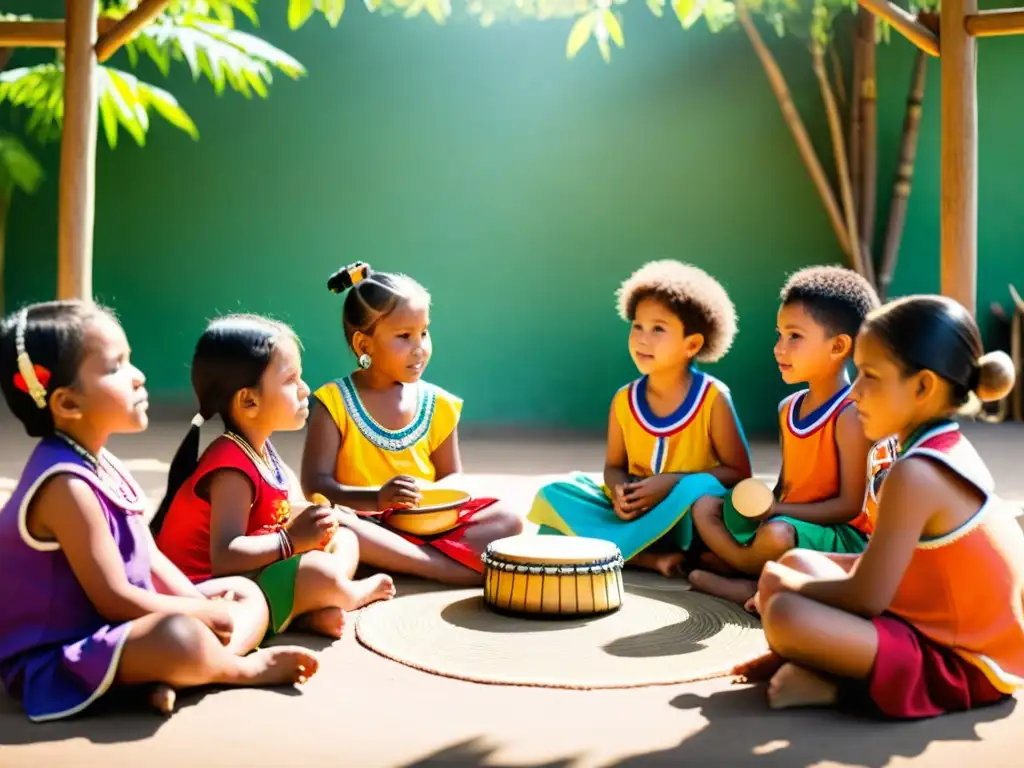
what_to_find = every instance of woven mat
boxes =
[355,573,767,689]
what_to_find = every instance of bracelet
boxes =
[278,528,294,560]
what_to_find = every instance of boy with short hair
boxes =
[688,265,893,605]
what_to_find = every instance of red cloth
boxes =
[380,498,499,573]
[860,613,1010,720]
[157,437,292,582]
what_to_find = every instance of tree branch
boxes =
[737,4,852,259]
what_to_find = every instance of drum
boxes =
[481,535,625,618]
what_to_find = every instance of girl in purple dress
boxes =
[0,301,319,722]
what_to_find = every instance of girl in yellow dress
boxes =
[528,260,753,576]
[301,262,523,585]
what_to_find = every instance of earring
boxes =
[358,353,372,370]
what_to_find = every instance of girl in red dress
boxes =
[153,314,395,640]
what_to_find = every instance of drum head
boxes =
[488,534,620,565]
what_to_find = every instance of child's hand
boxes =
[285,504,340,554]
[195,602,234,646]
[618,475,678,519]
[378,475,422,511]
[756,560,810,606]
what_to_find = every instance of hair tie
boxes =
[13,309,49,410]
[968,360,982,391]
[191,413,206,428]
[347,262,369,287]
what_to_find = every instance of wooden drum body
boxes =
[481,535,625,618]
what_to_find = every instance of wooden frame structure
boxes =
[858,0,1024,317]
[0,1,172,302]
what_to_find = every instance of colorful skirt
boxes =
[721,492,868,555]
[527,472,728,561]
[842,613,1010,719]
[1,621,132,722]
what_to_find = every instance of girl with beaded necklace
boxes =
[301,262,523,585]
[153,314,395,641]
[0,301,318,723]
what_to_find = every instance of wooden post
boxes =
[57,0,99,301]
[940,0,978,316]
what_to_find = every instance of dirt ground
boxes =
[1,420,1023,767]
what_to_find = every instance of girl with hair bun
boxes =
[301,262,523,586]
[745,294,1024,720]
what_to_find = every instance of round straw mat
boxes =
[355,575,767,689]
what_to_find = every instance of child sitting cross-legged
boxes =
[689,266,894,606]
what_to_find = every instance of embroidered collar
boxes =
[338,376,437,453]
[50,434,147,514]
[627,371,710,438]
[786,384,852,437]
[898,419,959,458]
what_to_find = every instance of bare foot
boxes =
[347,573,397,608]
[689,570,758,605]
[767,663,838,709]
[630,551,686,578]
[295,606,348,639]
[150,683,176,714]
[732,651,784,682]
[235,646,320,687]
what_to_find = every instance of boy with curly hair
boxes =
[689,265,894,605]
[528,260,753,577]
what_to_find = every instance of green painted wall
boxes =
[4,7,1023,436]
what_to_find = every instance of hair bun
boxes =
[327,262,372,294]
[975,351,1016,403]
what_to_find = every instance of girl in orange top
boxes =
[153,315,395,641]
[743,295,1024,719]
[301,263,523,586]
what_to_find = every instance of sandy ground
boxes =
[1,420,1023,767]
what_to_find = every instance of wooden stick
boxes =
[940,0,978,317]
[966,9,1024,37]
[850,13,865,225]
[813,44,865,278]
[57,0,99,301]
[858,12,878,287]
[854,0,940,57]
[0,19,117,48]
[829,43,847,110]
[95,0,173,63]
[878,50,927,300]
[737,5,852,258]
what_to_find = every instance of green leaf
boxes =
[672,0,704,29]
[317,0,347,25]
[603,10,624,47]
[566,13,595,59]
[144,82,200,140]
[0,134,44,196]
[288,0,316,29]
[99,90,120,149]
[597,33,611,62]
[647,0,666,17]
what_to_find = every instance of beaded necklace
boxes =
[223,432,289,490]
[54,431,143,512]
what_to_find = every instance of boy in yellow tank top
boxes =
[689,266,893,605]
[529,260,753,576]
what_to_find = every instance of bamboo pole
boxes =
[57,0,99,301]
[737,5,853,259]
[940,0,978,316]
[813,44,865,278]
[850,15,865,222]
[878,51,927,300]
[829,43,847,109]
[0,18,117,48]
[966,9,1024,37]
[95,0,173,63]
[854,0,940,57]
[858,12,878,287]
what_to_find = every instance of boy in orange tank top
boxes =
[689,267,889,606]
[739,295,1022,720]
